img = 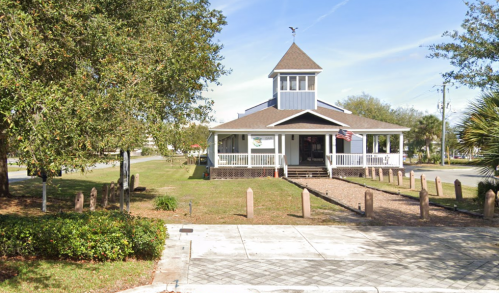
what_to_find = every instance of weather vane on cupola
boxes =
[289,27,298,42]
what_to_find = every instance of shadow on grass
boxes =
[0,260,94,291]
[188,165,206,180]
[233,213,247,218]
[6,178,161,215]
[287,213,303,218]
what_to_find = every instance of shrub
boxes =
[141,147,157,156]
[477,180,499,204]
[154,196,178,211]
[0,211,166,261]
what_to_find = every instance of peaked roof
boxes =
[212,106,410,131]
[269,43,322,77]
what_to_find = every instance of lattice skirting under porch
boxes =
[332,167,405,178]
[210,167,284,179]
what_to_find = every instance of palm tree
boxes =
[416,115,441,159]
[459,91,499,175]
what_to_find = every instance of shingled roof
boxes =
[272,43,322,71]
[212,106,409,131]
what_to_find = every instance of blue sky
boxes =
[205,0,485,125]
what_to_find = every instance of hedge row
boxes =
[0,211,167,261]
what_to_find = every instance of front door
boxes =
[299,135,324,165]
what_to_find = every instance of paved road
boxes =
[7,156,164,183]
[123,224,499,293]
[404,165,493,187]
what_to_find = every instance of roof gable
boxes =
[268,110,348,127]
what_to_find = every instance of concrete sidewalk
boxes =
[121,225,499,293]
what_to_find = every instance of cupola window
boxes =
[279,75,315,91]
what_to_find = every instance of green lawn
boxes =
[5,160,344,225]
[345,176,481,212]
[0,259,155,293]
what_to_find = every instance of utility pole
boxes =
[441,84,446,166]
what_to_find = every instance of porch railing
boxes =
[218,153,283,167]
[218,153,401,168]
[327,153,401,167]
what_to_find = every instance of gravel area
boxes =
[292,178,499,227]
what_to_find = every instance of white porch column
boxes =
[274,134,279,169]
[362,134,367,167]
[387,135,391,153]
[399,133,404,168]
[247,134,252,168]
[374,135,379,153]
[332,134,336,167]
[214,133,218,167]
[281,134,286,157]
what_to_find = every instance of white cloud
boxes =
[341,88,352,93]
[303,0,352,32]
[326,34,442,67]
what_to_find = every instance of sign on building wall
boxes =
[251,136,274,149]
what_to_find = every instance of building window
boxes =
[308,76,315,91]
[289,76,297,90]
[280,76,288,90]
[299,76,306,90]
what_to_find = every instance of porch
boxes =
[208,132,404,178]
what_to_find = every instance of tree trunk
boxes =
[0,131,9,197]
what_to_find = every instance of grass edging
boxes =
[336,177,484,219]
[284,178,366,217]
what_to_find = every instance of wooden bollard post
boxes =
[302,188,311,218]
[484,189,495,220]
[371,167,376,180]
[378,168,383,182]
[365,167,369,178]
[134,174,140,191]
[102,184,108,208]
[419,189,430,221]
[410,171,415,190]
[397,171,403,186]
[365,190,374,219]
[246,188,254,219]
[90,187,97,212]
[435,176,443,196]
[75,191,84,213]
[454,179,463,201]
[130,175,135,192]
[420,174,427,191]
[388,169,393,184]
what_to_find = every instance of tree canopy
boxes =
[428,1,499,89]
[0,0,227,195]
[458,90,499,174]
[337,93,425,153]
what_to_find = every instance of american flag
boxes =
[336,129,353,141]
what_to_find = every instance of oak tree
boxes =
[0,0,227,196]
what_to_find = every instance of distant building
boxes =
[207,43,409,179]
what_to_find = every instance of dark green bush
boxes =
[154,196,177,211]
[477,180,499,204]
[0,211,166,261]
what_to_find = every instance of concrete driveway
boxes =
[404,165,493,187]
